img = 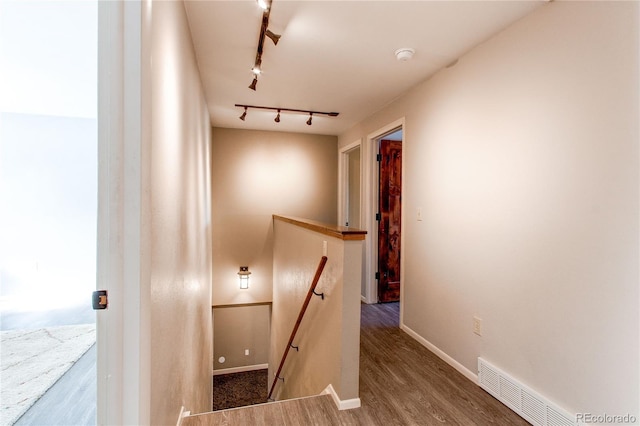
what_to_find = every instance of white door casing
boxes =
[97,1,152,424]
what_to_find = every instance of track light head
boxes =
[275,110,281,123]
[249,77,258,91]
[306,113,313,126]
[239,107,247,121]
[266,29,281,45]
[252,58,262,75]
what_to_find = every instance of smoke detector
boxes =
[395,48,415,62]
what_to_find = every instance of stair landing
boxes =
[182,394,366,426]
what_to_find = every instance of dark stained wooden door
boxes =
[378,139,402,303]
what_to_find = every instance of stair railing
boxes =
[267,255,328,401]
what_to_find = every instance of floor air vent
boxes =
[478,358,576,426]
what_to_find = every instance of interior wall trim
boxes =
[212,302,272,309]
[400,323,478,383]
[322,384,362,411]
[212,363,269,376]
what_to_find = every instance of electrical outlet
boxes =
[473,317,482,336]
[245,349,250,356]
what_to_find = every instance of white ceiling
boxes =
[184,1,545,136]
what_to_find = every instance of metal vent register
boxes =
[478,358,575,426]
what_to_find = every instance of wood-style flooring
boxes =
[184,303,528,425]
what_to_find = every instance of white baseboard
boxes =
[213,363,269,376]
[361,295,377,304]
[400,323,478,384]
[322,384,361,410]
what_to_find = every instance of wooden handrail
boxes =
[267,255,328,401]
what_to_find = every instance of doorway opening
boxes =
[358,118,405,309]
[346,146,362,229]
[376,131,402,303]
[339,141,364,298]
[339,141,362,229]
[338,123,404,315]
[0,1,98,425]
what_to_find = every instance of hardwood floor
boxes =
[184,303,528,425]
[356,303,527,425]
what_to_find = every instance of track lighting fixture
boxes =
[265,29,280,46]
[252,57,262,76]
[249,0,281,91]
[235,104,339,126]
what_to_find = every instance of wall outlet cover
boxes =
[473,317,482,336]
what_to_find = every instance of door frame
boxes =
[338,140,366,300]
[97,1,152,424]
[362,118,405,305]
[338,139,363,228]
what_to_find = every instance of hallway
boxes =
[185,303,528,425]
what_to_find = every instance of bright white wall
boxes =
[339,1,638,418]
[149,0,213,423]
[0,114,97,314]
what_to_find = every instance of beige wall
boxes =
[211,127,338,305]
[149,1,212,423]
[98,1,212,424]
[213,304,271,371]
[270,218,362,403]
[340,1,638,418]
[210,128,337,374]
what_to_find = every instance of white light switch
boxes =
[245,349,250,356]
